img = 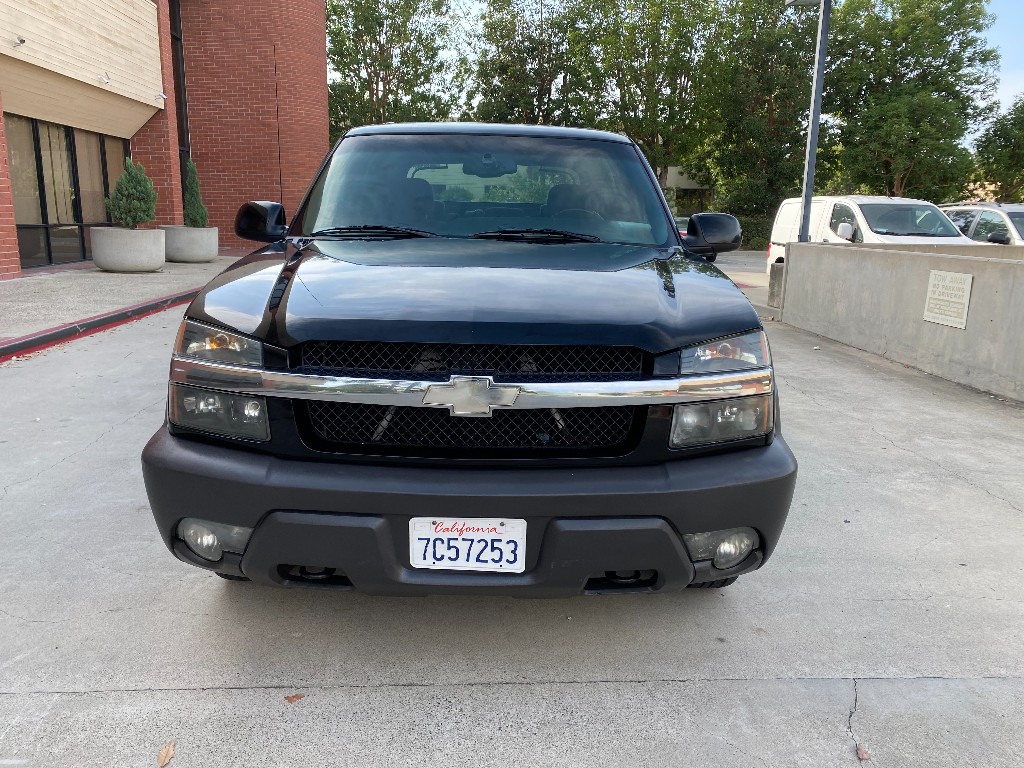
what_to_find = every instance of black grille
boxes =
[301,402,639,457]
[300,341,645,382]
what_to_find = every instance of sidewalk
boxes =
[0,249,248,360]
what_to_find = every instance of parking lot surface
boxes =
[1,306,1022,767]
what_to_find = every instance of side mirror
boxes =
[987,231,1011,245]
[836,222,855,241]
[235,201,288,242]
[683,212,743,257]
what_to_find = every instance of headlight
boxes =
[175,319,263,367]
[670,394,773,449]
[670,331,773,449]
[169,383,271,441]
[679,330,770,375]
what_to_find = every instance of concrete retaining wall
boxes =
[781,243,1024,401]
[848,243,1024,259]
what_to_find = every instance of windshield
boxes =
[1008,213,1024,239]
[859,203,962,237]
[296,133,671,247]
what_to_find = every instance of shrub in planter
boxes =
[90,159,164,272]
[162,159,219,263]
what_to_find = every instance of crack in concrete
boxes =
[0,397,163,503]
[0,608,58,626]
[0,604,226,627]
[847,678,862,758]
[776,372,1024,515]
[1,674,1022,698]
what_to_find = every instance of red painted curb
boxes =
[0,289,198,363]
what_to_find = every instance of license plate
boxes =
[409,517,526,573]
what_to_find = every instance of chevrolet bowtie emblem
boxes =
[422,376,521,417]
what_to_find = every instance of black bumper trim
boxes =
[143,429,797,595]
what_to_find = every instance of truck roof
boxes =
[345,122,633,144]
[782,195,938,206]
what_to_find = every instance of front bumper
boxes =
[142,430,798,596]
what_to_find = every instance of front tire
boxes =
[704,253,717,263]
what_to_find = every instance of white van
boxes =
[767,195,975,272]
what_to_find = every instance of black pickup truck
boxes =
[142,123,797,596]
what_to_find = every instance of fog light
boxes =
[683,527,759,570]
[177,518,254,562]
[713,531,757,569]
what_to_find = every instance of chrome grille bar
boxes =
[170,355,773,410]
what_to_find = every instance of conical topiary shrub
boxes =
[161,157,219,263]
[183,158,209,228]
[105,158,157,229]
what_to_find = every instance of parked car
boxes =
[142,122,796,596]
[674,215,690,236]
[939,202,1024,246]
[767,195,975,272]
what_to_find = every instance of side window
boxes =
[972,211,1010,242]
[829,203,861,241]
[944,208,976,235]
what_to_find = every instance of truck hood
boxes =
[188,239,760,354]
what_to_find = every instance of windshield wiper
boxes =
[469,228,601,243]
[307,225,437,239]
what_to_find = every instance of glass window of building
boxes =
[75,130,106,224]
[3,113,132,268]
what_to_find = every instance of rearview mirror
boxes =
[987,231,1011,245]
[836,222,855,241]
[235,201,288,242]
[683,213,743,258]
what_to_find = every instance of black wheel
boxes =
[216,572,250,582]
[704,253,717,263]
[686,576,737,589]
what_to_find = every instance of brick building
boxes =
[0,0,328,277]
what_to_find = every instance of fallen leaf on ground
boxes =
[856,744,870,761]
[157,739,175,767]
[284,693,305,703]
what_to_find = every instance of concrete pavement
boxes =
[0,308,1021,766]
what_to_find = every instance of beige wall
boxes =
[664,167,707,190]
[0,0,162,137]
[779,243,1024,402]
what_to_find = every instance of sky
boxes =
[987,0,1024,110]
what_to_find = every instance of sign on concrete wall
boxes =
[923,270,973,329]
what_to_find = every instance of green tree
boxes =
[685,0,818,216]
[584,0,722,186]
[326,0,468,139]
[975,94,1024,202]
[470,0,567,124]
[468,0,605,127]
[828,0,998,199]
[182,158,208,228]
[105,159,157,229]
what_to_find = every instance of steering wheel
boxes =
[553,208,605,221]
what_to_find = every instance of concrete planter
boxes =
[90,227,165,273]
[160,225,219,263]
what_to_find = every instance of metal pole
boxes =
[797,0,832,243]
